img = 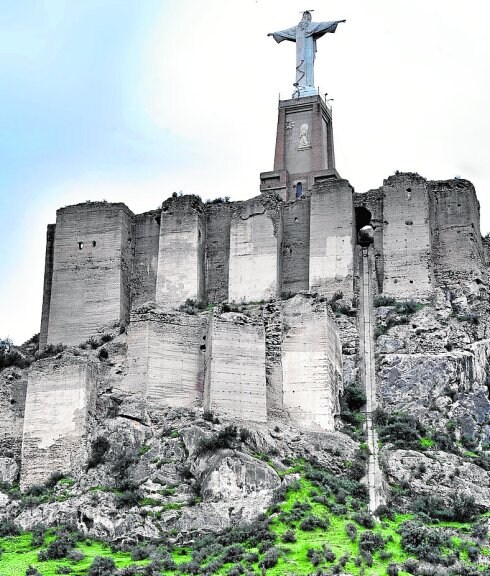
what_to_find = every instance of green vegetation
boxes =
[1,462,488,575]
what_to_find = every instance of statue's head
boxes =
[302,11,312,22]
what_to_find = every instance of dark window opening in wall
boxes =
[406,188,412,192]
[92,241,96,247]
[355,206,372,236]
[294,217,299,223]
[78,242,84,250]
[409,280,413,284]
[295,182,303,198]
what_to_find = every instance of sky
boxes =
[1,0,489,344]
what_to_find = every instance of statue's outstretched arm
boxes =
[267,26,297,43]
[307,19,346,39]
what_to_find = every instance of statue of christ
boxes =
[268,11,346,98]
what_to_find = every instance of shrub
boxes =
[342,382,366,412]
[375,504,394,520]
[87,437,110,469]
[56,567,72,574]
[467,546,479,562]
[88,556,117,576]
[359,530,384,553]
[413,493,479,522]
[472,521,488,541]
[98,348,109,360]
[38,534,75,560]
[0,518,20,536]
[353,511,375,529]
[402,558,419,574]
[281,529,296,543]
[259,547,279,569]
[0,338,31,369]
[374,295,396,307]
[197,425,239,454]
[307,548,324,566]
[387,564,399,576]
[299,514,329,531]
[45,471,65,488]
[324,546,336,562]
[399,521,450,561]
[26,568,42,576]
[222,545,245,563]
[345,523,357,541]
[31,524,46,547]
[374,409,426,449]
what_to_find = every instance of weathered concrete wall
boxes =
[122,309,207,408]
[281,295,342,431]
[429,179,484,284]
[228,197,281,303]
[131,211,160,310]
[309,179,355,299]
[282,199,310,295]
[47,203,134,346]
[382,174,434,299]
[39,224,56,350]
[204,312,267,422]
[20,357,96,489]
[156,196,205,309]
[0,369,27,480]
[205,203,233,303]
[263,301,284,418]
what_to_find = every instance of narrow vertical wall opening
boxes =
[355,207,372,236]
[295,182,303,199]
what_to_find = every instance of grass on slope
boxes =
[0,462,486,575]
[0,532,149,575]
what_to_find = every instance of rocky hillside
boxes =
[0,283,490,575]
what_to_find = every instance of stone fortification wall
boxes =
[204,311,267,423]
[156,195,205,310]
[382,173,434,299]
[281,199,310,295]
[228,196,282,302]
[122,308,207,407]
[281,295,342,431]
[131,211,160,310]
[47,202,134,346]
[429,179,484,284]
[205,202,233,303]
[0,369,27,483]
[20,356,96,489]
[354,189,384,295]
[39,224,56,350]
[309,179,355,299]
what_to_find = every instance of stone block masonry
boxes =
[429,179,484,284]
[310,179,355,299]
[39,224,56,350]
[228,197,282,303]
[122,309,208,408]
[131,211,160,310]
[156,195,205,309]
[20,356,96,489]
[204,311,267,423]
[205,202,233,303]
[281,295,342,431]
[282,199,310,295]
[46,202,134,347]
[382,173,434,299]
